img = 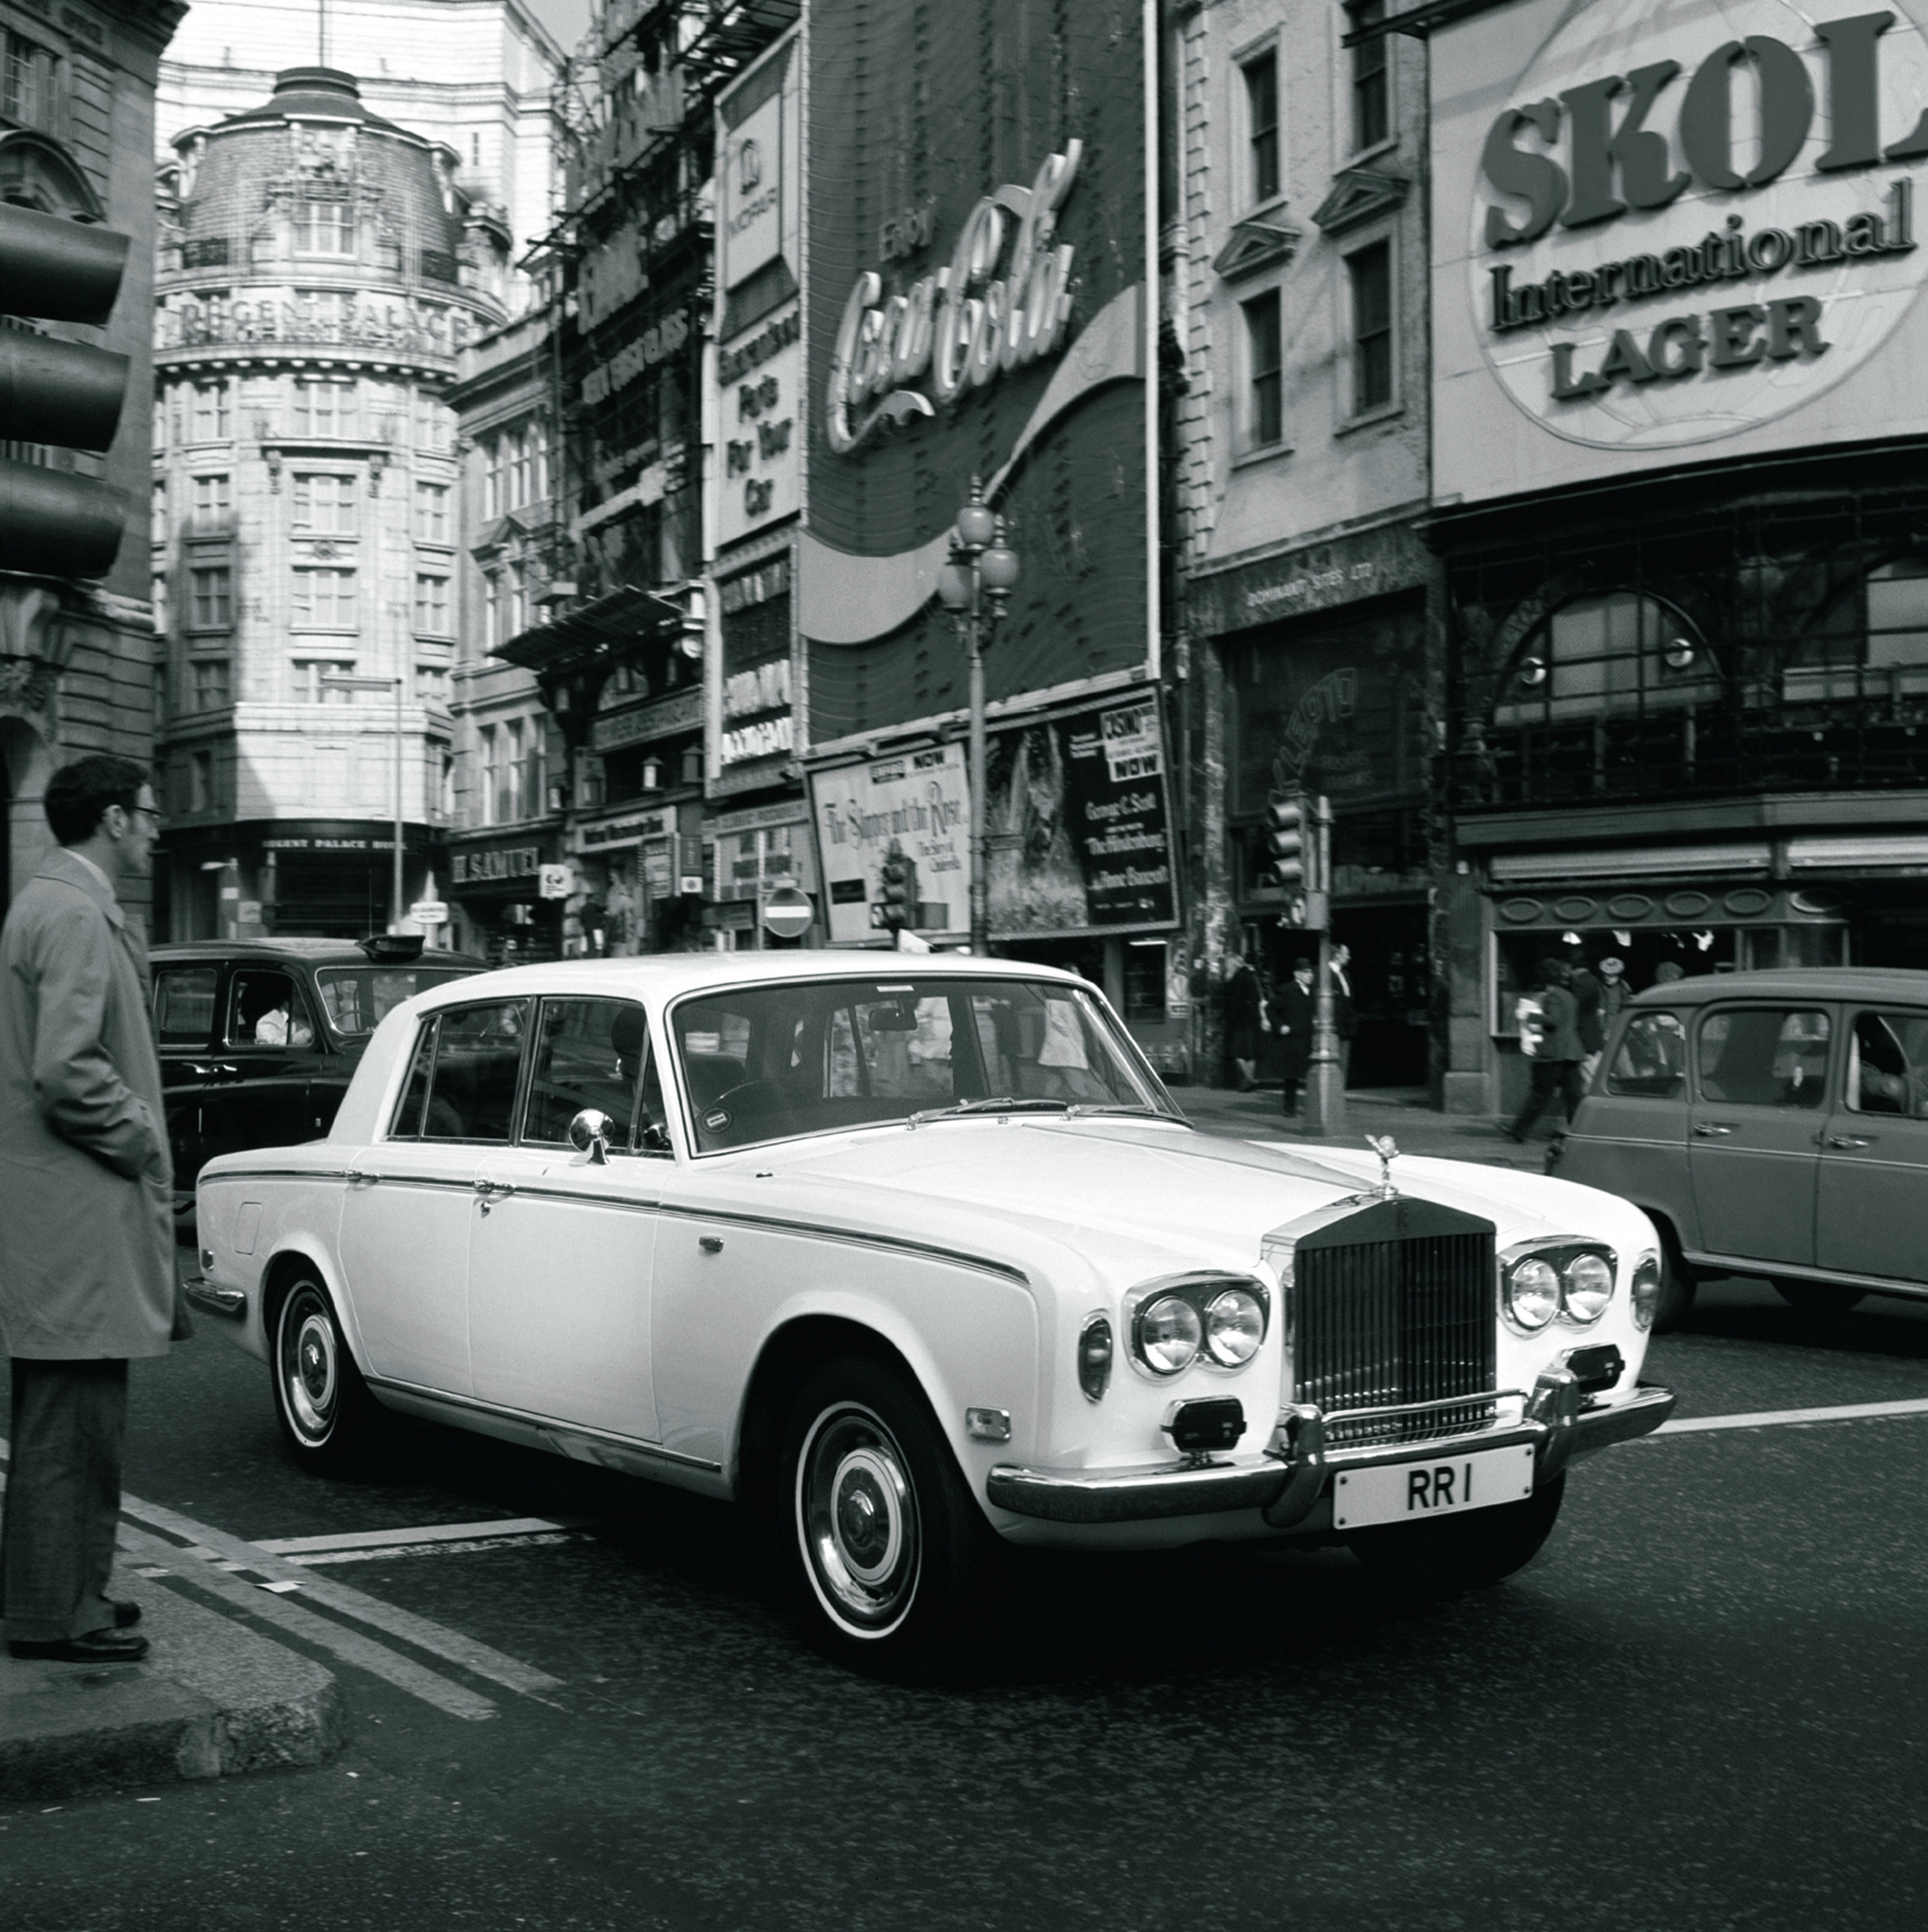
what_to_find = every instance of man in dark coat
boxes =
[1,757,173,1662]
[1276,957,1315,1116]
[1506,958,1586,1143]
[1329,943,1359,1088]
[1221,948,1267,1091]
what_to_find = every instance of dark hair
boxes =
[1535,956,1567,984]
[43,756,148,846]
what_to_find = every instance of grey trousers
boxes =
[2,1357,128,1644]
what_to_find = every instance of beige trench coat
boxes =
[0,850,175,1359]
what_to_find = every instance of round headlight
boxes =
[1504,1256,1561,1331]
[1137,1294,1202,1375]
[1630,1256,1661,1331]
[1204,1287,1265,1367]
[1562,1252,1614,1323]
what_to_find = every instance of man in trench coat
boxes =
[1,756,174,1661]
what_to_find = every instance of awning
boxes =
[490,583,684,678]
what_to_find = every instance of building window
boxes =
[293,199,354,256]
[1242,49,1280,206]
[1497,593,1718,724]
[1793,558,1928,699]
[415,391,449,452]
[152,571,169,636]
[292,472,357,534]
[187,659,231,713]
[190,473,230,530]
[188,565,232,630]
[507,562,528,638]
[190,381,231,442]
[2,29,61,135]
[483,435,505,519]
[1349,2,1390,153]
[415,480,449,543]
[483,569,502,650]
[414,573,451,633]
[189,749,213,812]
[293,658,356,703]
[292,379,354,438]
[153,397,166,452]
[151,478,168,539]
[479,723,500,826]
[508,427,534,508]
[1243,289,1283,449]
[1348,240,1393,415]
[292,567,357,628]
[416,664,450,706]
[530,420,549,500]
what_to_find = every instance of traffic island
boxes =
[0,1576,344,1801]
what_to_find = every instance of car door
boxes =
[467,995,667,1441]
[150,963,221,1238]
[336,996,531,1397]
[1815,1007,1928,1283]
[1686,1002,1833,1265]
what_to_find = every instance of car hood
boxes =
[712,1117,1604,1280]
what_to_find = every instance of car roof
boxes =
[1631,967,1928,1006]
[408,949,1090,1012]
[150,939,484,968]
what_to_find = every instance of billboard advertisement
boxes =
[811,745,971,945]
[799,0,1153,746]
[1433,0,1928,505]
[985,692,1177,939]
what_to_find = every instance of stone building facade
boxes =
[1,0,185,913]
[150,66,512,937]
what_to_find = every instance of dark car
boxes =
[1552,968,1928,1325]
[150,934,483,1241]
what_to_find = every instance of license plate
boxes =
[1331,1444,1536,1531]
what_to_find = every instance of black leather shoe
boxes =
[9,1628,150,1663]
[109,1598,142,1628]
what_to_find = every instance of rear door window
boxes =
[1604,1012,1687,1097]
[226,969,317,1049]
[1696,1008,1832,1110]
[1845,1010,1928,1117]
[388,1000,530,1142]
[152,967,217,1047]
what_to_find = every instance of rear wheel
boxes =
[782,1356,985,1673]
[270,1274,383,1473]
[1772,1279,1867,1317]
[1346,1474,1566,1597]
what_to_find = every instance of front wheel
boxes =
[270,1274,383,1473]
[1772,1279,1867,1317]
[1346,1474,1566,1597]
[781,1357,984,1672]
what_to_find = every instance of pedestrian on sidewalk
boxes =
[1566,943,1605,1082]
[1329,943,1358,1089]
[1277,957,1315,1117]
[1220,948,1267,1092]
[1507,957,1585,1143]
[1,757,177,1664]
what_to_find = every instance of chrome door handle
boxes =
[699,1235,724,1253]
[1693,1123,1735,1138]
[473,1177,515,1214]
[1827,1134,1874,1149]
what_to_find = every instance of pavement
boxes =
[0,1082,1531,1807]
[0,1514,346,1804]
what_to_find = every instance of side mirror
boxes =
[569,1108,616,1165]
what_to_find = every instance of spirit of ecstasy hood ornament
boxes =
[1366,1134,1400,1198]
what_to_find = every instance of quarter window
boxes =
[152,967,217,1046]
[1604,1012,1686,1098]
[390,1001,531,1142]
[1696,1008,1831,1110]
[1845,1010,1928,1117]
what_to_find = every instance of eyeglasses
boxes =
[126,805,161,823]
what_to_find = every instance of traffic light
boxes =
[0,201,134,579]
[1264,794,1311,887]
[877,843,919,931]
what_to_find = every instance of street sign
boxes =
[761,884,813,939]
[537,864,571,900]
[409,900,449,925]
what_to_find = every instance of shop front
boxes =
[568,801,691,956]
[447,833,565,965]
[1194,522,1441,1091]
[162,821,444,942]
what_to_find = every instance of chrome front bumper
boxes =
[985,1376,1677,1527]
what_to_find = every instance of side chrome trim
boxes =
[361,1374,724,1475]
[198,1167,359,1185]
[657,1205,1030,1286]
[1683,1250,1928,1300]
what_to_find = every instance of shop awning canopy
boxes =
[490,583,686,679]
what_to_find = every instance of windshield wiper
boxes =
[908,1096,1072,1127]
[1064,1103,1178,1120]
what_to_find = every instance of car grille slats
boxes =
[1291,1226,1496,1447]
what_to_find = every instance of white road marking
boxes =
[1648,1396,1928,1435]
[255,1515,589,1556]
[284,1532,587,1567]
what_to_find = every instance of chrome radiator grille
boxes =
[1289,1215,1496,1448]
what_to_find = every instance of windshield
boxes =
[314,966,480,1038]
[672,975,1178,1153]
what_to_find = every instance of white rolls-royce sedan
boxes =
[193,953,1674,1665]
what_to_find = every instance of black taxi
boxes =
[1552,968,1928,1325]
[150,934,483,1241]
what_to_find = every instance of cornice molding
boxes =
[1211,206,1302,283]
[1311,166,1411,238]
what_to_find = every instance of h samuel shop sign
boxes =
[1433,0,1928,499]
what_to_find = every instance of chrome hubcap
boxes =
[798,1404,919,1635]
[283,1293,337,1440]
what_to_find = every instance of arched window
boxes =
[1790,558,1928,701]
[1496,591,1718,723]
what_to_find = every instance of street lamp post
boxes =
[321,670,406,931]
[935,479,1019,953]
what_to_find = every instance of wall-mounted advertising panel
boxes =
[1433,0,1928,505]
[810,745,971,945]
[800,0,1153,745]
